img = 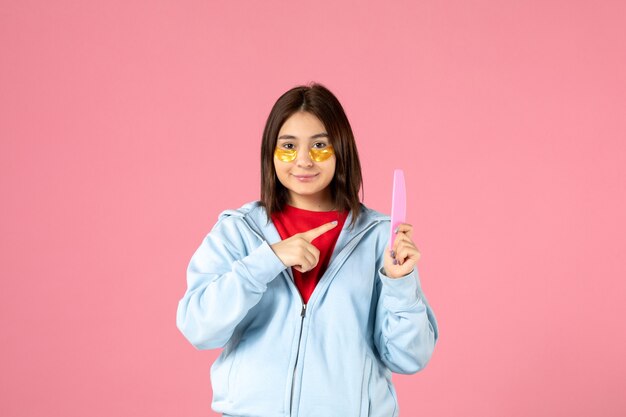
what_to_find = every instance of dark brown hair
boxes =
[260,83,363,225]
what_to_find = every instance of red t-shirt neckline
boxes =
[271,204,348,303]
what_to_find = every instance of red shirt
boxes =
[271,205,348,304]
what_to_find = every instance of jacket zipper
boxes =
[239,214,381,415]
[289,303,306,416]
[286,222,381,416]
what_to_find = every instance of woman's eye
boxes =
[282,143,295,150]
[313,142,327,149]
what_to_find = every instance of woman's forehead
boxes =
[279,112,326,133]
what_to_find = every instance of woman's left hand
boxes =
[384,223,421,278]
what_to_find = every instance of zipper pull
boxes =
[301,304,307,318]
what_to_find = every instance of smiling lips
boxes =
[292,173,319,182]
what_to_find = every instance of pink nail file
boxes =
[389,169,406,249]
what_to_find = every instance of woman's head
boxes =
[260,83,363,223]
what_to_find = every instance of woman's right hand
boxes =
[271,221,338,273]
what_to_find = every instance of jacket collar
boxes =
[219,201,388,251]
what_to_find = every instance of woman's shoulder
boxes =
[210,200,273,237]
[355,204,390,230]
[217,200,265,221]
[211,200,267,229]
[350,204,392,254]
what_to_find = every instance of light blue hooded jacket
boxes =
[176,201,438,417]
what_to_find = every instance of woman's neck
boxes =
[287,192,335,212]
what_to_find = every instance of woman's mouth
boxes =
[292,173,319,182]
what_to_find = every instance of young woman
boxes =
[176,83,438,417]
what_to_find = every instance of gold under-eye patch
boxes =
[274,145,335,162]
[274,147,297,162]
[309,146,335,162]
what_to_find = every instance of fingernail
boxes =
[391,250,396,258]
[331,220,338,225]
[394,226,399,234]
[393,259,398,265]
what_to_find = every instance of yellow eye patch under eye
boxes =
[309,146,335,162]
[274,147,297,162]
[274,145,335,162]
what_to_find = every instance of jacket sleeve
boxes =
[374,264,439,374]
[176,217,286,350]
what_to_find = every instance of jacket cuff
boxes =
[237,241,287,288]
[378,267,420,309]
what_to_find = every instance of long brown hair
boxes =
[260,83,363,225]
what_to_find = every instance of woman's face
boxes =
[274,111,336,210]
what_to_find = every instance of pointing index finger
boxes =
[301,221,339,242]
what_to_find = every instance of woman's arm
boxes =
[373,223,439,374]
[176,217,286,350]
[374,267,439,374]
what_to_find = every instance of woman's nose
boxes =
[295,148,313,167]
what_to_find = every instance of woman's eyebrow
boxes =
[310,133,329,139]
[277,132,329,140]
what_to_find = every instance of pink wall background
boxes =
[2,1,625,416]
